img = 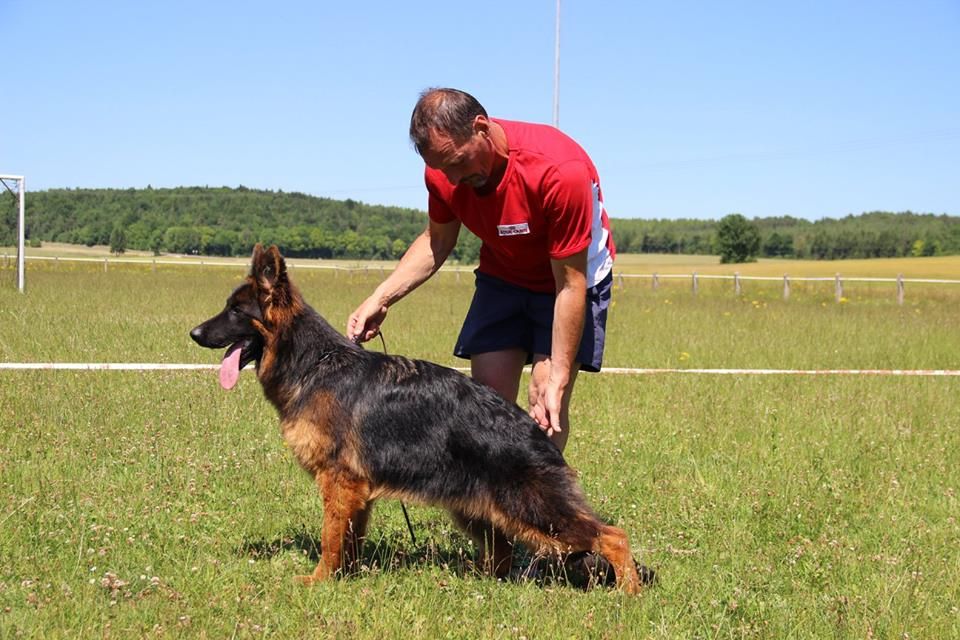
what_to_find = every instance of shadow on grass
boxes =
[240,526,323,563]
[238,526,656,592]
[239,526,488,577]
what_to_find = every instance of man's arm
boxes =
[347,218,461,342]
[530,248,588,435]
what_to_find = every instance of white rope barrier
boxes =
[0,363,219,370]
[1,363,958,376]
[602,367,960,376]
[7,255,960,285]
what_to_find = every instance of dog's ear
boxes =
[251,244,289,298]
[251,243,265,265]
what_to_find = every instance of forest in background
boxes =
[3,186,958,262]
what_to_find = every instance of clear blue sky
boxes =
[2,0,957,220]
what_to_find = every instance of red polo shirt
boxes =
[426,118,615,293]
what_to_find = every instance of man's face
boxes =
[420,121,496,189]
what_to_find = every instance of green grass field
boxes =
[1,256,959,638]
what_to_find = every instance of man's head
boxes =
[409,88,503,189]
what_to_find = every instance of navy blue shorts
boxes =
[453,270,613,373]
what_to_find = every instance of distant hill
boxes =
[5,186,958,260]
[8,186,449,260]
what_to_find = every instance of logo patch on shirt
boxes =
[497,223,530,237]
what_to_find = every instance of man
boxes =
[348,88,615,453]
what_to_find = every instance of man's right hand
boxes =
[345,219,460,344]
[347,297,389,343]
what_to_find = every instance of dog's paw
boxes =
[294,574,319,586]
[637,563,657,587]
[562,552,657,592]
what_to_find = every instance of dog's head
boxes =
[190,243,298,389]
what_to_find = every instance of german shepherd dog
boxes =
[190,244,643,593]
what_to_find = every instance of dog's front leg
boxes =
[296,470,371,586]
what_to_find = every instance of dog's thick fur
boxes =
[190,244,642,593]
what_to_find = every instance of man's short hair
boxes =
[409,88,488,156]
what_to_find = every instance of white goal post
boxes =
[1,174,25,292]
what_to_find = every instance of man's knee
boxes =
[471,349,526,403]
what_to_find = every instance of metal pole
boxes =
[553,0,561,128]
[17,177,25,293]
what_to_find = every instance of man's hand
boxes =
[530,377,566,438]
[528,249,588,446]
[346,219,461,343]
[347,297,388,343]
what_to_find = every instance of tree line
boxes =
[3,186,956,262]
[611,211,960,259]
[9,186,485,262]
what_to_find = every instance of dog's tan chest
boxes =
[281,417,334,474]
[278,391,361,477]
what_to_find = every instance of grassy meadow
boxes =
[1,254,959,638]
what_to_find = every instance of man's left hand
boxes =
[530,380,564,438]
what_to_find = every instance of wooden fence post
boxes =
[783,274,790,300]
[652,273,659,290]
[104,258,108,273]
[897,273,904,305]
[617,273,624,289]
[835,273,843,302]
[734,272,741,296]
[692,271,698,296]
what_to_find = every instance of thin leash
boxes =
[368,331,418,546]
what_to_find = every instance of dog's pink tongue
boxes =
[219,348,242,390]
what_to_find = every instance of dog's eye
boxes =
[230,307,242,316]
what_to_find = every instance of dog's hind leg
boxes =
[491,482,640,593]
[590,524,642,594]
[498,506,643,594]
[296,470,371,585]
[450,511,513,579]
